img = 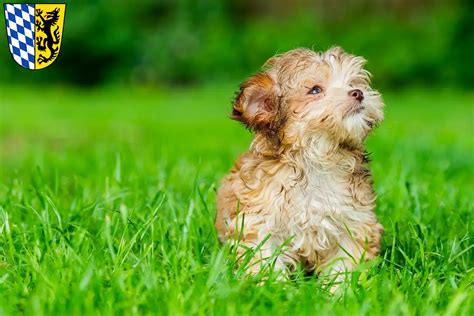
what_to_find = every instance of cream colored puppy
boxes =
[216,47,384,281]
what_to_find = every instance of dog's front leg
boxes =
[316,237,362,293]
[229,218,289,278]
[319,223,383,291]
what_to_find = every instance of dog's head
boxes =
[232,47,384,148]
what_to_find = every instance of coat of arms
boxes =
[4,3,66,70]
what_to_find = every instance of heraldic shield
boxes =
[3,3,66,70]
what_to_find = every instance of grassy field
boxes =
[0,85,472,315]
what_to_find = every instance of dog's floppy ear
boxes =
[231,72,280,132]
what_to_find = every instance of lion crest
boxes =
[35,7,62,65]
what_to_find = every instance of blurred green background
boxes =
[0,0,473,88]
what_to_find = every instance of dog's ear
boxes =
[231,72,280,132]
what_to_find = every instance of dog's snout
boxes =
[349,89,364,102]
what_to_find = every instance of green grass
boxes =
[0,85,473,315]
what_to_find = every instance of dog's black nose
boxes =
[349,89,364,102]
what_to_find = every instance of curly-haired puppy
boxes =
[216,47,384,282]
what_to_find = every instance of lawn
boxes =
[0,85,472,315]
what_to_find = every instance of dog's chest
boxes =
[273,167,368,243]
[288,171,350,220]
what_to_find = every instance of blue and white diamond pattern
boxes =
[4,4,35,69]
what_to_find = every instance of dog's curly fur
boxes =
[216,47,384,279]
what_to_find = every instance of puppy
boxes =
[215,47,384,282]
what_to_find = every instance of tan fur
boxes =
[216,47,384,280]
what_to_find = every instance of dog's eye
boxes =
[308,86,322,95]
